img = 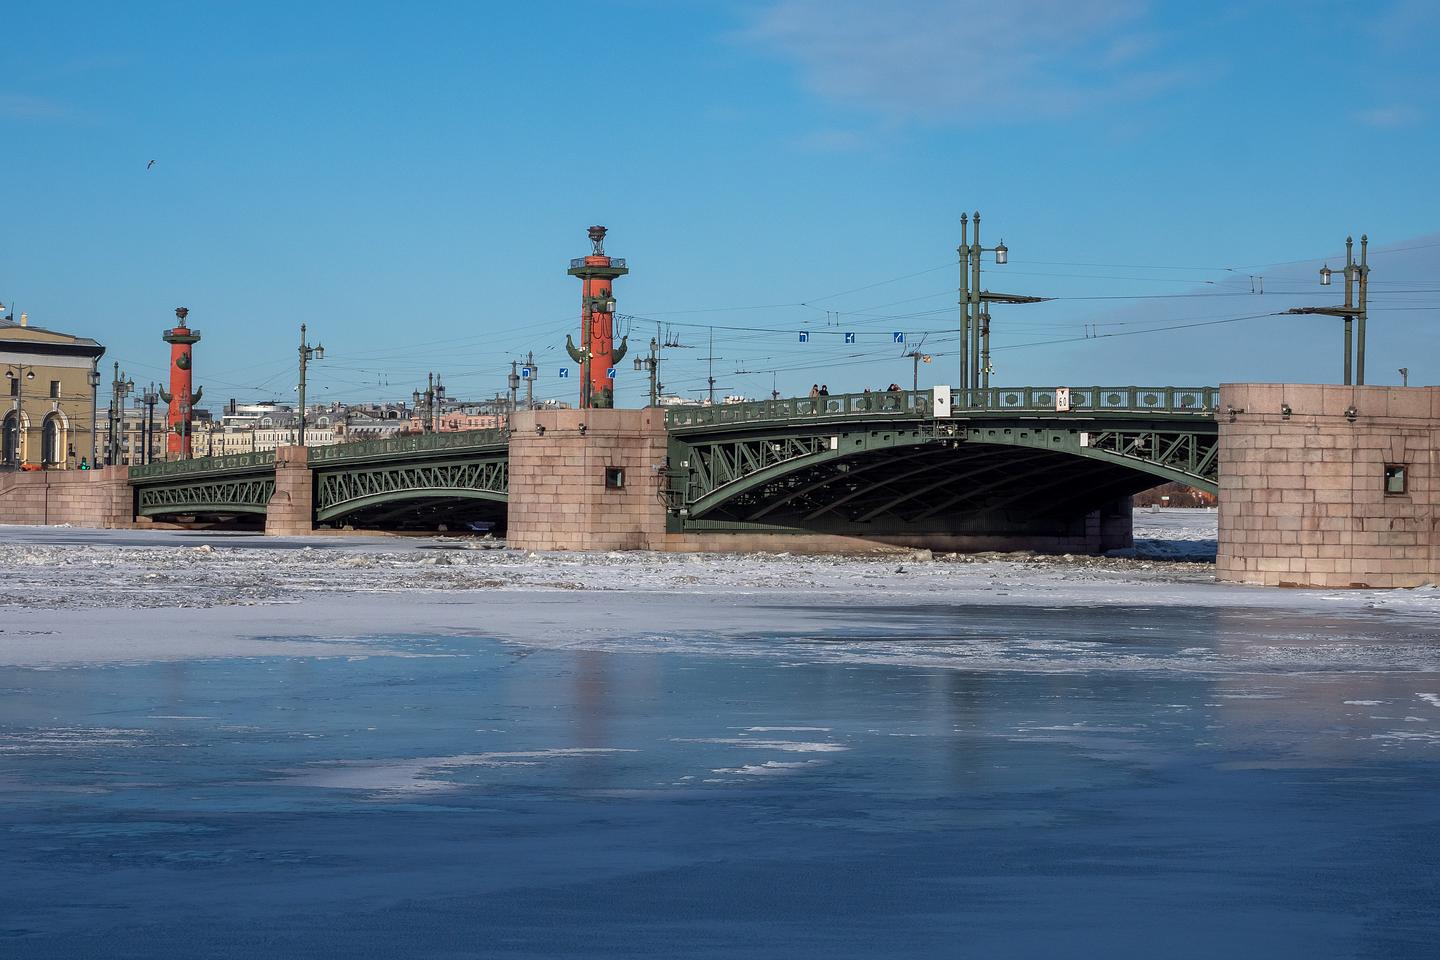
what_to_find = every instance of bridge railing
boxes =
[129,450,276,483]
[666,390,935,429]
[665,386,1217,430]
[307,428,509,466]
[958,386,1218,416]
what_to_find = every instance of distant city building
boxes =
[411,412,505,433]
[102,403,213,466]
[1,315,105,469]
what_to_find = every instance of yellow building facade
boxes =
[2,318,105,469]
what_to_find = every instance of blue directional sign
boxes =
[521,366,534,380]
[558,367,570,379]
[844,332,857,345]
[798,331,810,343]
[606,367,616,380]
[893,332,905,344]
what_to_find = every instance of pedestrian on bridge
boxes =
[809,384,820,398]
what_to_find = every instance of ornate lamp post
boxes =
[107,362,135,465]
[1287,234,1370,385]
[412,373,443,432]
[296,323,324,446]
[4,363,35,467]
[957,212,1048,392]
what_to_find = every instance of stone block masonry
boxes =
[1216,383,1439,588]
[507,409,669,552]
[0,466,136,528]
[264,445,314,536]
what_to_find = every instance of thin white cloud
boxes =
[1355,104,1423,128]
[742,0,1181,121]
[0,93,73,120]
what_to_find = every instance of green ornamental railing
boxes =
[665,386,1217,429]
[128,450,275,482]
[306,428,509,466]
[960,386,1217,415]
[666,389,934,428]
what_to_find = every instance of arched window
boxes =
[42,413,64,465]
[2,412,18,465]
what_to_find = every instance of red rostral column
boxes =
[565,225,628,408]
[159,307,203,459]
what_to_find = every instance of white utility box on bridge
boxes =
[933,386,952,417]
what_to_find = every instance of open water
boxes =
[2,602,1439,958]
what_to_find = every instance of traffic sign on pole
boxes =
[521,366,534,380]
[892,332,905,344]
[844,332,856,344]
[606,367,616,380]
[558,367,570,379]
[798,331,809,343]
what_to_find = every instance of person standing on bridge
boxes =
[810,384,820,398]
[819,384,829,396]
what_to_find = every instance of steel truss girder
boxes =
[670,426,947,519]
[136,476,275,516]
[314,456,508,521]
[666,415,1215,529]
[962,424,1218,492]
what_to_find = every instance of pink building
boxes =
[406,413,505,433]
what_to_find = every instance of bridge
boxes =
[12,380,1428,585]
[663,385,1216,540]
[131,429,509,531]
[125,386,1217,548]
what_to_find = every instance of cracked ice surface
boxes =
[0,510,1433,672]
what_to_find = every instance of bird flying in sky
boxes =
[146,159,156,170]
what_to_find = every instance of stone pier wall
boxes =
[264,446,314,536]
[0,466,134,529]
[507,409,670,551]
[1216,383,1438,588]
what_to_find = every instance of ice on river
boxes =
[0,511,1433,675]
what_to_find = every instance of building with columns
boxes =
[1,315,105,469]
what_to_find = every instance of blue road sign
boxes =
[606,367,616,380]
[521,366,534,379]
[893,332,905,344]
[844,332,856,344]
[558,367,570,379]
[798,331,810,343]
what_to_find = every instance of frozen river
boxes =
[1,513,1437,958]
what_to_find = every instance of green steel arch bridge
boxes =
[130,429,509,530]
[127,386,1218,539]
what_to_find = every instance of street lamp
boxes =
[957,212,1049,392]
[141,383,159,465]
[296,323,324,446]
[412,373,441,432]
[106,363,134,466]
[1286,234,1370,385]
[5,364,36,468]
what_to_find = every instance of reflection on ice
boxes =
[277,748,637,795]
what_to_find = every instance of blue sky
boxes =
[2,0,1438,406]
